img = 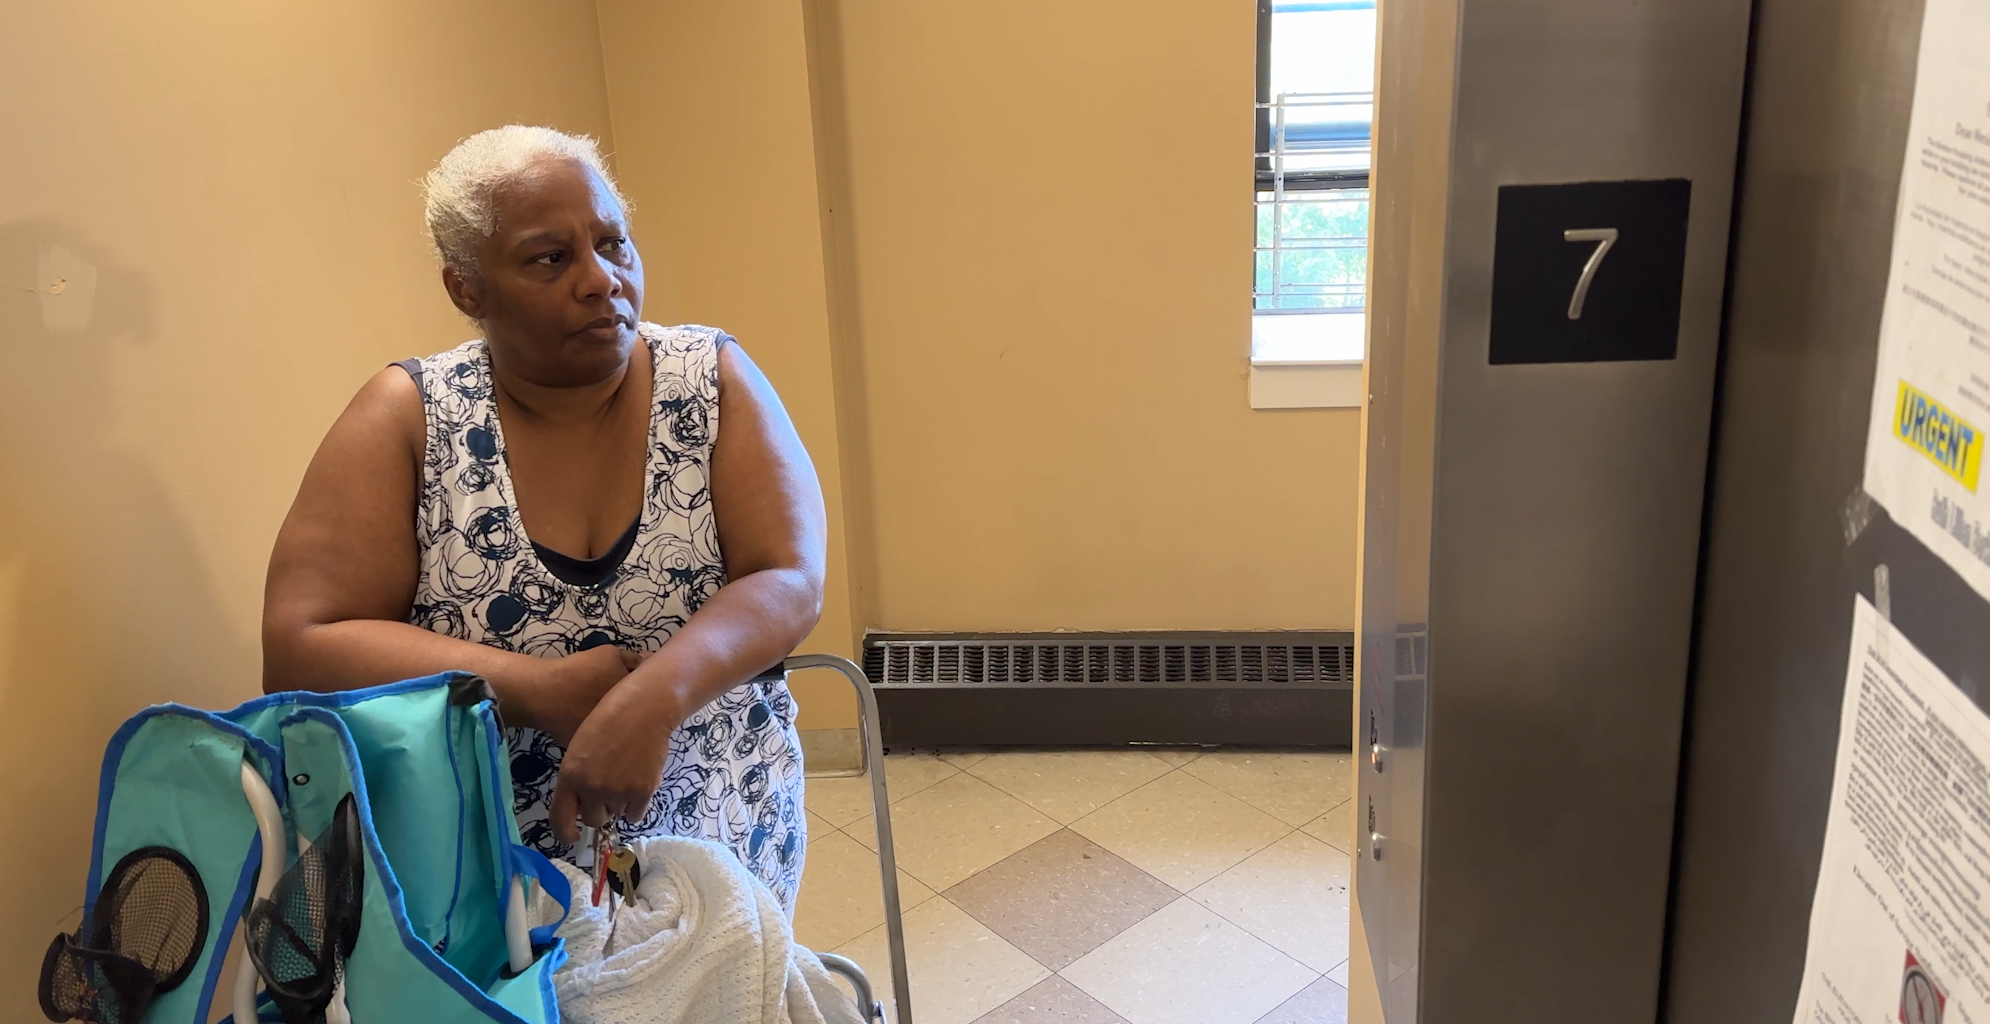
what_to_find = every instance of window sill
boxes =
[1249,310,1365,410]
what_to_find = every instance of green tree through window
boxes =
[1254,2,1374,313]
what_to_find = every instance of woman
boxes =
[262,125,826,910]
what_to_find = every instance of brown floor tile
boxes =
[944,829,1180,970]
[971,976,1131,1024]
[1254,975,1348,1024]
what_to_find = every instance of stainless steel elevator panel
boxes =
[1355,0,1750,1018]
[1659,0,1990,1018]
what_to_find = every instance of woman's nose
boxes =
[577,249,621,299]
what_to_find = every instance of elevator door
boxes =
[1661,0,1990,1018]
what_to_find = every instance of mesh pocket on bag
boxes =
[39,846,210,1023]
[242,792,364,1024]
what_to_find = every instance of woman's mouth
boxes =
[577,315,630,340]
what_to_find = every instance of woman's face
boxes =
[448,157,645,387]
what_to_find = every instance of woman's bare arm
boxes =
[548,341,828,840]
[260,367,630,738]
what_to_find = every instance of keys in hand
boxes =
[588,828,613,907]
[606,845,641,905]
[603,843,640,953]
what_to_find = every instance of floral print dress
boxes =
[395,322,806,910]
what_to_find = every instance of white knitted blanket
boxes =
[531,837,865,1024]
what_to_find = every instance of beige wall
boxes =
[818,0,1362,632]
[594,0,865,729]
[0,1,613,1013]
[586,0,1363,725]
[0,2,1363,1007]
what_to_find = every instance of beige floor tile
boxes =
[1143,746,1209,768]
[806,752,958,828]
[835,897,1050,1024]
[1069,772,1291,891]
[1182,752,1354,827]
[794,829,939,952]
[808,774,885,829]
[846,773,1060,890]
[966,750,1174,824]
[1301,799,1355,855]
[945,829,1178,970]
[1325,960,1349,987]
[1254,975,1348,1024]
[884,751,963,799]
[941,749,998,771]
[838,813,896,853]
[1063,898,1316,1024]
[1190,832,1350,972]
[971,975,1130,1023]
[808,809,839,839]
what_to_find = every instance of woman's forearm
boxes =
[621,566,824,721]
[264,616,547,719]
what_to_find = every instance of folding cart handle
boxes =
[232,760,356,1024]
[233,761,286,1024]
[785,654,913,1024]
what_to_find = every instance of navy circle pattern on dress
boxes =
[402,323,806,910]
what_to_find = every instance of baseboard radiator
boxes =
[861,631,1353,749]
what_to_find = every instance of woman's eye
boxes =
[600,237,628,254]
[534,251,566,266]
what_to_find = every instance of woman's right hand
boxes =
[511,645,641,745]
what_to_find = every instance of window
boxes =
[1252,0,1375,393]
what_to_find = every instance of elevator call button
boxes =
[1488,178,1692,365]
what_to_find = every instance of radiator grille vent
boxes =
[862,633,1353,688]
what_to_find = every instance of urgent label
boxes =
[1895,380,1983,492]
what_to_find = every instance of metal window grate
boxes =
[1254,92,1373,312]
[1255,90,1374,181]
[862,633,1353,688]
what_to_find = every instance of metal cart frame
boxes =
[228,656,911,1023]
[788,654,913,1024]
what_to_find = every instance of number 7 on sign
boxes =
[1562,227,1618,320]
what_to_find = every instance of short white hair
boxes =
[421,125,628,277]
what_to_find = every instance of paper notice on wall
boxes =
[1862,0,1990,600]
[1792,597,1990,1024]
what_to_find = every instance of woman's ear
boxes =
[442,265,485,320]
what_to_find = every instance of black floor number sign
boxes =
[1487,178,1692,365]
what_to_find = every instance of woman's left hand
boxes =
[545,668,684,845]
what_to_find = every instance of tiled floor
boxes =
[797,748,1352,1024]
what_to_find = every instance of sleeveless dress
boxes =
[396,322,807,910]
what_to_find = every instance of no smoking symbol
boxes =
[1901,953,1945,1024]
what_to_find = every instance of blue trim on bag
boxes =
[537,939,569,1020]
[478,703,516,909]
[244,670,485,936]
[82,675,541,1023]
[442,701,470,957]
[223,671,473,721]
[283,706,540,1022]
[508,845,573,947]
[86,705,285,909]
[205,832,267,1024]
[217,989,282,1024]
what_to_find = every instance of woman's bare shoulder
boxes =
[357,364,425,437]
[315,364,426,472]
